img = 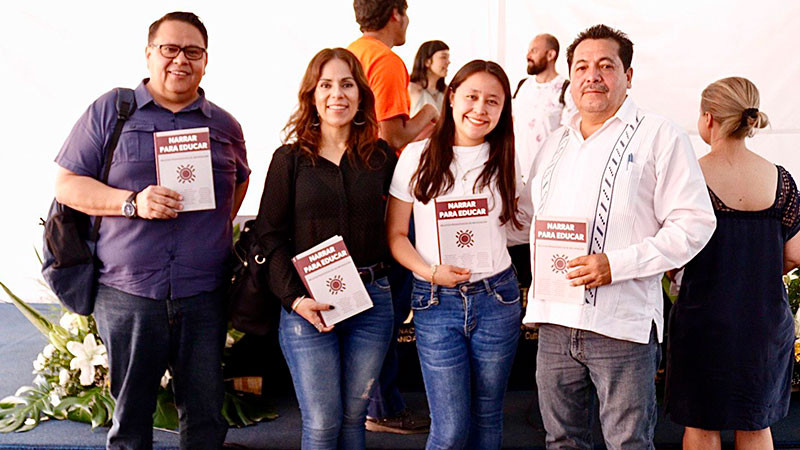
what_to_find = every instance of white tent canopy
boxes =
[2,0,799,300]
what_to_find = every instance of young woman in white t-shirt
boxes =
[386,60,522,450]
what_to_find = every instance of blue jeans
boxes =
[280,277,394,449]
[536,323,661,450]
[368,220,415,418]
[411,266,521,450]
[93,284,228,450]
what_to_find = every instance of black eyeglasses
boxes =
[150,44,206,60]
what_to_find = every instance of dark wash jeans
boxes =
[536,323,661,450]
[94,284,228,450]
[411,266,522,450]
[279,277,394,449]
[367,221,416,419]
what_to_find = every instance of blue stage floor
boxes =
[1,303,799,449]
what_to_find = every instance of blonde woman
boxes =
[666,77,800,449]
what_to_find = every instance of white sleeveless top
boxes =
[410,87,444,116]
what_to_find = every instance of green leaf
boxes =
[221,392,277,428]
[152,389,178,430]
[234,397,253,426]
[98,391,116,413]
[787,268,800,314]
[0,281,55,337]
[0,378,54,433]
[53,387,112,428]
[661,275,676,303]
[90,400,107,428]
[221,393,247,427]
[227,328,245,344]
[61,394,92,424]
[74,315,90,333]
[53,396,82,414]
[0,415,27,433]
[232,223,241,244]
[85,389,112,428]
[66,406,92,424]
[47,330,68,353]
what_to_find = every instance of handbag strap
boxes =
[90,88,137,241]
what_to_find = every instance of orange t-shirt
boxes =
[347,36,411,122]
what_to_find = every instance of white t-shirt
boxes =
[389,139,513,282]
[512,74,577,183]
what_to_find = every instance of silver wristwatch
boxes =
[122,191,138,219]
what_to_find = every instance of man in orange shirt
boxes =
[348,0,437,151]
[348,0,436,435]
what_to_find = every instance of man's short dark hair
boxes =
[566,24,633,71]
[353,0,408,32]
[148,12,208,48]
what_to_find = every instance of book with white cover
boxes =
[292,235,372,326]
[434,195,493,274]
[532,216,589,304]
[153,127,215,212]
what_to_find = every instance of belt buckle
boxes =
[359,267,373,284]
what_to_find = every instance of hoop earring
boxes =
[311,112,320,127]
[353,110,366,126]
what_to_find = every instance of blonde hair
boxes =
[700,77,770,139]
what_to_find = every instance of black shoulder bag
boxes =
[41,88,136,315]
[228,150,298,335]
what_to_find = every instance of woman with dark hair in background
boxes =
[408,40,450,116]
[255,47,396,449]
[666,76,800,450]
[386,60,521,449]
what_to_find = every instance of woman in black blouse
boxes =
[255,48,396,449]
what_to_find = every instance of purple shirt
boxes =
[56,80,250,300]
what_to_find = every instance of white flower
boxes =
[795,308,800,338]
[160,370,172,388]
[225,333,235,348]
[43,344,56,359]
[66,334,107,386]
[49,390,61,407]
[59,313,81,334]
[33,353,46,372]
[59,368,70,386]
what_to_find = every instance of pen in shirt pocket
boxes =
[626,153,633,170]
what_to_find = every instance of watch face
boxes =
[123,202,136,218]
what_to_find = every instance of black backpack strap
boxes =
[91,88,137,240]
[99,88,136,184]
[512,78,527,99]
[559,79,570,106]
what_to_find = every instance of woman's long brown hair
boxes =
[412,60,520,228]
[282,48,381,167]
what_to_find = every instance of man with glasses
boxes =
[54,11,249,449]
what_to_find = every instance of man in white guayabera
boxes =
[509,24,716,449]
